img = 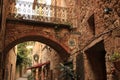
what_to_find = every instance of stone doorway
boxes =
[85,41,107,80]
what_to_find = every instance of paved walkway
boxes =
[16,77,27,80]
[16,70,31,80]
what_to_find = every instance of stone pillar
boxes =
[0,37,4,80]
[0,52,2,80]
[50,50,63,80]
[0,0,9,79]
[83,52,94,80]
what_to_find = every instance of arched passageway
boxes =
[3,35,70,60]
[2,35,70,80]
[1,0,77,79]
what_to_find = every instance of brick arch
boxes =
[4,35,70,60]
[4,20,71,60]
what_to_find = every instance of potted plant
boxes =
[109,52,120,62]
[109,52,120,71]
[58,63,77,80]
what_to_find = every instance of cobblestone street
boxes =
[16,70,31,80]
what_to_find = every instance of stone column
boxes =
[0,52,2,80]
[50,50,63,80]
[0,34,4,80]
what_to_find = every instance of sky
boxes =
[17,0,51,5]
[15,0,51,15]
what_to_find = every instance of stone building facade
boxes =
[0,0,120,80]
[30,42,63,80]
[4,47,17,80]
[74,0,120,80]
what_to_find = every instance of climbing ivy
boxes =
[16,42,33,66]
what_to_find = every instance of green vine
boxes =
[109,52,120,62]
[16,42,33,66]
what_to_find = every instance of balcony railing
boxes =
[7,0,76,27]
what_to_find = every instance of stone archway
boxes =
[3,35,70,60]
[4,19,71,57]
[2,20,72,80]
[2,35,70,80]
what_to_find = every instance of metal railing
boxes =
[7,0,75,26]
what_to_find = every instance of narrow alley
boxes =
[16,70,31,80]
[16,74,27,80]
[0,0,120,80]
[16,77,27,80]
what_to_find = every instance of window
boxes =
[87,14,95,35]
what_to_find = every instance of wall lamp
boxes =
[104,7,112,14]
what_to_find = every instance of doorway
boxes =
[85,41,107,80]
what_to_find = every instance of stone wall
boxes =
[104,36,120,80]
[0,0,120,80]
[0,0,9,79]
[33,42,64,80]
[75,0,120,80]
[75,0,120,49]
[49,48,63,80]
[4,48,17,80]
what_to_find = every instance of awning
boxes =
[27,61,50,70]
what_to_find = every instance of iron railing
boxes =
[7,0,76,26]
